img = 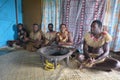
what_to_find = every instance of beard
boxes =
[91,31,100,35]
[49,29,53,32]
[34,30,39,33]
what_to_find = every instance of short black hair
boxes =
[91,20,102,28]
[48,23,53,27]
[60,24,66,29]
[33,23,39,26]
[33,23,39,30]
[17,23,23,27]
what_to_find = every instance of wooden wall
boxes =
[22,0,43,31]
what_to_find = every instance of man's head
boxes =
[17,23,23,30]
[33,24,39,32]
[60,24,66,33]
[48,23,53,32]
[91,20,103,35]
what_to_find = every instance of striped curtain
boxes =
[41,0,61,32]
[103,0,120,52]
[61,0,106,52]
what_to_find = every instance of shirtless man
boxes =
[56,24,73,47]
[78,20,120,71]
[7,23,29,48]
[26,24,42,52]
[43,23,57,46]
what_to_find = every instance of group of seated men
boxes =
[7,23,73,52]
[7,20,120,71]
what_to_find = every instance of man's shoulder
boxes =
[56,32,60,35]
[53,31,56,33]
[102,31,112,43]
[84,32,91,37]
[102,31,108,35]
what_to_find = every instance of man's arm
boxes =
[56,32,60,43]
[83,40,90,59]
[58,32,73,46]
[95,42,109,60]
[67,32,73,45]
[37,33,42,41]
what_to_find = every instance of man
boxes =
[56,24,73,47]
[7,23,29,48]
[26,24,42,52]
[17,23,29,44]
[78,20,120,71]
[43,23,57,46]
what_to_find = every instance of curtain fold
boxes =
[103,0,120,52]
[41,0,61,32]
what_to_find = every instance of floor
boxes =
[0,48,120,80]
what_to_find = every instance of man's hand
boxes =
[88,58,96,64]
[23,37,29,42]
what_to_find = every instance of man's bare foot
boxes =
[79,64,84,69]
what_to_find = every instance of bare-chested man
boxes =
[26,24,42,52]
[56,24,73,47]
[43,23,57,46]
[78,20,120,72]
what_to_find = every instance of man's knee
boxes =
[78,54,85,62]
[115,60,120,69]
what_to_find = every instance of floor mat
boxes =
[0,49,13,56]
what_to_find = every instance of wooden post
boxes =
[15,0,18,25]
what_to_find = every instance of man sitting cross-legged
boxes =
[78,20,120,72]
